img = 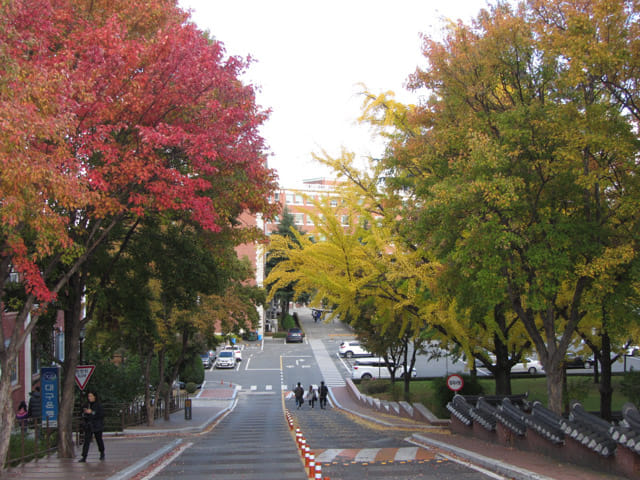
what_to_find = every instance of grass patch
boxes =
[6,431,57,468]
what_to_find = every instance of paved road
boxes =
[142,312,499,480]
[150,392,307,480]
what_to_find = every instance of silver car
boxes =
[215,350,235,369]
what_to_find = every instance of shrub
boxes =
[185,382,198,394]
[565,377,591,405]
[180,354,204,385]
[358,379,388,395]
[281,314,296,331]
[432,375,484,418]
[620,370,640,405]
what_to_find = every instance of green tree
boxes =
[266,206,305,323]
[376,1,640,413]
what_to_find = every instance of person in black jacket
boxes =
[79,390,105,462]
[319,381,329,409]
[28,386,42,420]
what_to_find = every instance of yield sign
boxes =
[75,365,95,390]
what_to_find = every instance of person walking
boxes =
[319,381,329,409]
[27,386,42,421]
[79,390,105,462]
[308,385,317,408]
[294,382,304,409]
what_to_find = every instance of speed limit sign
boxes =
[446,374,464,392]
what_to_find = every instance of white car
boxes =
[350,357,417,380]
[339,341,372,358]
[511,358,544,375]
[215,350,236,369]
[224,345,242,362]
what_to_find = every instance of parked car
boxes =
[243,331,258,341]
[224,345,243,362]
[286,328,304,343]
[200,353,212,369]
[215,350,236,369]
[338,340,372,358]
[511,357,544,375]
[565,355,588,369]
[350,357,417,380]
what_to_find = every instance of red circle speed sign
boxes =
[446,374,464,392]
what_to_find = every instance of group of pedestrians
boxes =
[15,386,42,429]
[294,380,328,409]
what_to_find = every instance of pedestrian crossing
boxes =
[314,447,437,464]
[233,384,322,397]
[309,338,346,386]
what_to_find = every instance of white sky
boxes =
[178,0,488,187]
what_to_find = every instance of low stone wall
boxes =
[448,399,640,479]
[346,378,449,426]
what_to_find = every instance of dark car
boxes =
[286,328,304,343]
[565,355,587,369]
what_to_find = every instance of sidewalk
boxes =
[3,384,236,480]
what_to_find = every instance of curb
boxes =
[410,433,555,480]
[106,438,184,480]
[121,394,238,436]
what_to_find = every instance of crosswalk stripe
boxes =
[355,448,380,462]
[394,447,418,461]
[315,449,343,463]
[314,447,428,463]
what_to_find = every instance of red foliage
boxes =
[0,0,278,301]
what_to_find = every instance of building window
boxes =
[307,216,314,225]
[273,215,280,224]
[275,192,280,202]
[294,213,304,225]
[295,194,303,204]
[286,193,294,204]
[341,215,349,226]
[330,199,338,207]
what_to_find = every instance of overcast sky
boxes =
[178,0,488,187]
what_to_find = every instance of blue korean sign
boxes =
[41,366,59,427]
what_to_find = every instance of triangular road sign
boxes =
[75,365,95,390]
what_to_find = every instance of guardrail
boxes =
[6,417,57,469]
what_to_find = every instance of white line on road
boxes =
[139,441,193,480]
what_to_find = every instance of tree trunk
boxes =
[493,331,512,395]
[144,348,158,426]
[494,369,512,395]
[546,364,565,414]
[58,277,84,458]
[599,333,613,421]
[0,356,17,470]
